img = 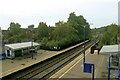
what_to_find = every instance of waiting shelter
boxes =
[100,44,120,79]
[5,42,39,59]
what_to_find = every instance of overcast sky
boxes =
[0,0,119,30]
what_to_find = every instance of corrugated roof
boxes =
[5,42,39,50]
[100,45,120,55]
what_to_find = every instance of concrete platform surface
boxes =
[0,50,57,78]
[50,49,109,79]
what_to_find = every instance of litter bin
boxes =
[94,50,98,55]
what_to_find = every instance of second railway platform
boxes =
[0,40,89,78]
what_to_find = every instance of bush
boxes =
[47,40,60,50]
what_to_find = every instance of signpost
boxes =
[83,24,95,80]
[84,63,95,80]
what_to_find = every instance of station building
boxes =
[5,42,39,59]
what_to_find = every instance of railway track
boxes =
[3,40,95,80]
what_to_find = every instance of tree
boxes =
[118,26,120,43]
[67,12,90,40]
[8,22,21,36]
[52,22,79,47]
[4,12,92,50]
[98,24,119,47]
[37,22,49,41]
[7,22,22,43]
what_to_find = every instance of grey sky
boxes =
[0,0,119,30]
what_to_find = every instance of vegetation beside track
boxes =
[2,12,90,50]
[2,12,120,50]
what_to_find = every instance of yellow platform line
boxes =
[58,50,89,79]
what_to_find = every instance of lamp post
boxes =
[83,23,93,64]
[83,25,86,64]
[28,25,34,59]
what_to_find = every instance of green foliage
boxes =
[47,40,60,50]
[118,26,120,42]
[7,22,23,43]
[3,12,91,50]
[45,12,91,49]
[28,24,34,30]
[67,12,90,40]
[40,37,48,48]
[37,22,49,41]
[52,22,80,47]
[97,24,119,48]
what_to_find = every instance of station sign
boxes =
[84,63,94,73]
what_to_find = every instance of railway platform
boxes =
[50,48,109,79]
[0,40,88,78]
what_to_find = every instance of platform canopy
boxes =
[100,45,120,56]
[5,42,39,50]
